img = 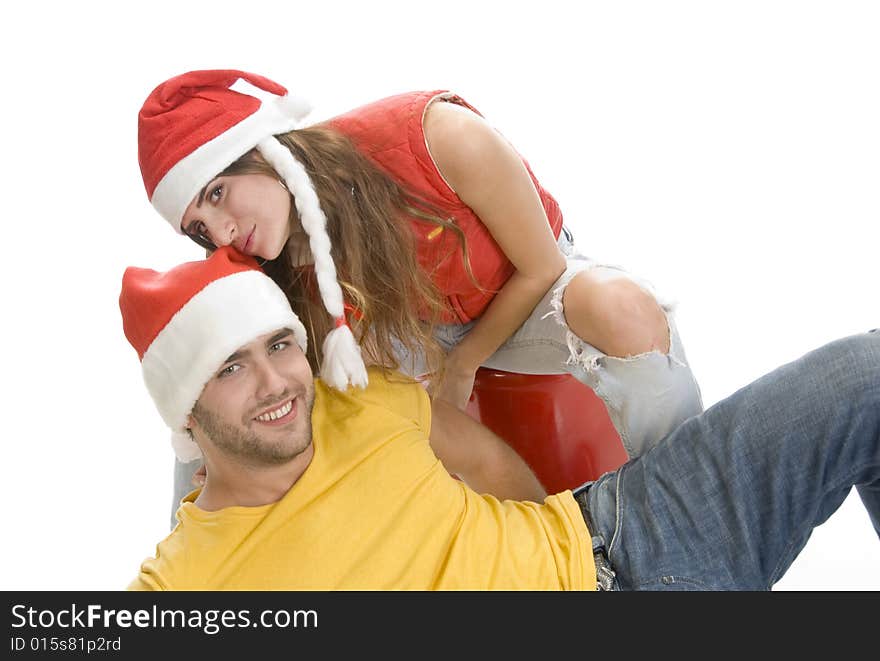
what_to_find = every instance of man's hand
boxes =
[192,464,206,487]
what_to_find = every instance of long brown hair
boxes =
[215,125,471,378]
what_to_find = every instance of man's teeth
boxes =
[256,400,293,422]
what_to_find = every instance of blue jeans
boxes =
[581,330,880,590]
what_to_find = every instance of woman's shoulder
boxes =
[422,95,487,144]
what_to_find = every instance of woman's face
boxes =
[181,173,293,260]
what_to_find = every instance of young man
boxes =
[121,247,880,590]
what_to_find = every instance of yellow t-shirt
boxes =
[130,370,596,590]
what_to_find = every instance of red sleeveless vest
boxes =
[327,90,564,324]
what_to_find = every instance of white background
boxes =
[1,1,877,590]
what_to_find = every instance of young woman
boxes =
[138,70,703,519]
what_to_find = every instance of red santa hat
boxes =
[119,246,309,462]
[138,69,367,391]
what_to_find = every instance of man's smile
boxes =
[253,398,297,425]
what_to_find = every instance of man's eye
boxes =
[269,341,290,353]
[218,364,240,378]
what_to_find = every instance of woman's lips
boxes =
[242,227,255,254]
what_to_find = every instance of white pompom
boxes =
[277,94,313,123]
[171,430,202,463]
[321,324,369,390]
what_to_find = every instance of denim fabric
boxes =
[171,458,200,529]
[582,330,880,590]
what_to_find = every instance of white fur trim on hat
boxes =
[151,79,312,231]
[171,430,203,463]
[141,270,307,461]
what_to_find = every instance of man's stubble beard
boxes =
[192,384,315,466]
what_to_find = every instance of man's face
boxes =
[190,328,315,466]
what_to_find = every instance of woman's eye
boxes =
[185,221,215,250]
[209,184,224,202]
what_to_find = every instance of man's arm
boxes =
[429,399,548,502]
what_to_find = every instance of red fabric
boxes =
[120,246,260,360]
[326,91,564,324]
[467,369,626,493]
[138,69,289,199]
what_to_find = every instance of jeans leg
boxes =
[587,331,880,590]
[171,458,201,529]
[564,314,704,458]
[482,258,704,459]
[856,481,880,537]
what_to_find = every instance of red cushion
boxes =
[466,368,627,494]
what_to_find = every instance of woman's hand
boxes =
[431,354,478,411]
